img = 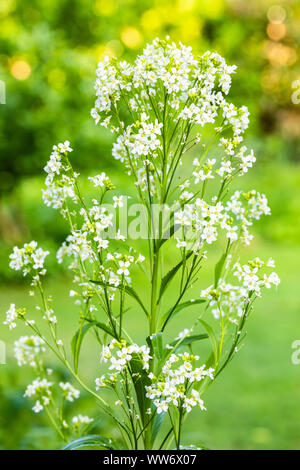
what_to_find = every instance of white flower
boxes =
[24,378,53,413]
[226,225,238,241]
[94,237,109,250]
[4,304,20,329]
[88,172,111,188]
[59,382,80,402]
[176,328,192,340]
[9,242,49,276]
[95,376,106,390]
[33,400,43,413]
[113,195,124,208]
[72,415,94,432]
[267,272,280,287]
[14,336,45,367]
[115,230,126,241]
[176,239,187,248]
[146,351,214,415]
[58,140,73,153]
[117,260,130,276]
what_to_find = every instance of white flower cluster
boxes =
[201,257,280,322]
[3,303,26,329]
[91,39,251,193]
[95,340,151,389]
[233,257,280,296]
[57,230,96,265]
[14,335,46,367]
[59,382,80,402]
[92,39,241,129]
[9,241,49,276]
[72,414,94,433]
[174,189,271,248]
[145,353,214,414]
[201,281,249,322]
[190,144,256,188]
[56,193,137,274]
[24,378,53,413]
[88,172,114,189]
[112,113,163,164]
[58,220,144,302]
[42,140,77,209]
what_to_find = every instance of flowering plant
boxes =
[5,39,279,450]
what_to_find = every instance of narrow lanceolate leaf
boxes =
[157,251,193,303]
[152,411,165,444]
[123,284,149,317]
[130,356,151,427]
[71,320,116,373]
[71,322,96,374]
[170,334,209,353]
[159,299,206,330]
[214,252,227,288]
[62,434,117,450]
[90,280,149,317]
[84,318,117,339]
[198,319,219,369]
[158,222,181,248]
[147,332,164,361]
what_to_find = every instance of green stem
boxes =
[45,406,67,442]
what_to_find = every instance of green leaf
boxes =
[71,322,96,374]
[198,319,218,369]
[159,299,206,330]
[170,334,208,353]
[158,222,181,248]
[90,280,149,317]
[123,284,149,317]
[84,319,117,339]
[62,434,116,450]
[157,251,193,303]
[130,356,151,427]
[147,332,164,361]
[214,252,227,288]
[152,412,165,443]
[71,320,117,373]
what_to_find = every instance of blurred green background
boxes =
[0,0,300,450]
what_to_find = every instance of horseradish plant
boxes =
[5,39,279,450]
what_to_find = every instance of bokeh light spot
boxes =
[177,0,196,13]
[10,60,31,80]
[264,41,298,66]
[120,27,142,49]
[266,22,286,41]
[267,5,286,24]
[0,0,15,16]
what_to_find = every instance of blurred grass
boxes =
[1,240,299,449]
